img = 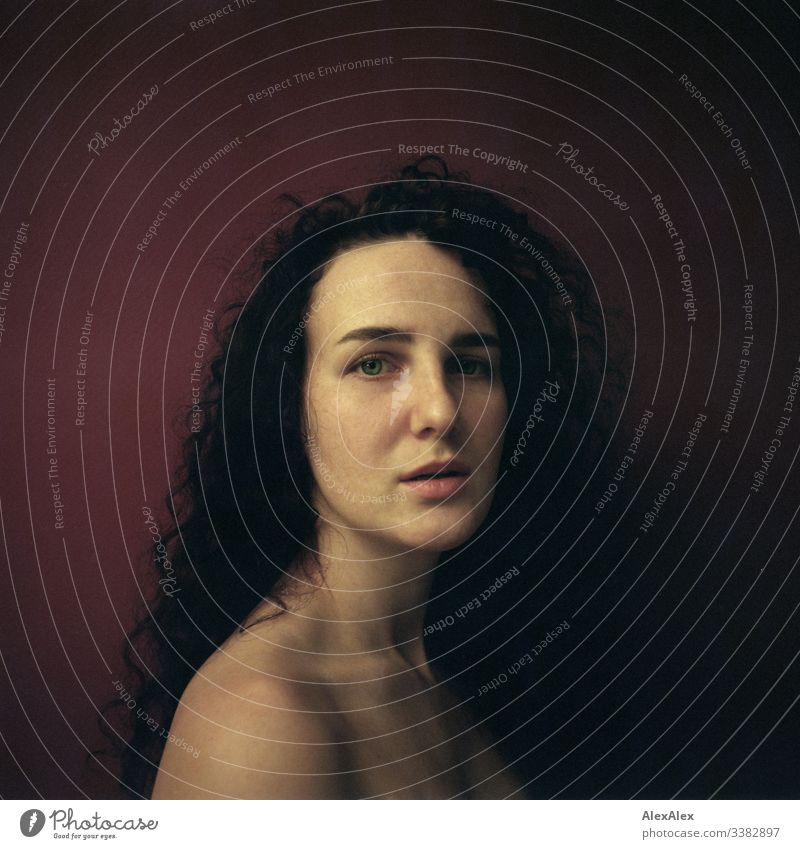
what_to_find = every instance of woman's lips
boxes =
[399,474,468,499]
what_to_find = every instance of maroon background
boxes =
[2,0,799,799]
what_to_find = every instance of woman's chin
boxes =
[396,510,489,552]
[317,494,493,553]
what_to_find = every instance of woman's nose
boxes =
[403,361,462,437]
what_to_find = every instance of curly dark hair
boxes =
[96,155,614,798]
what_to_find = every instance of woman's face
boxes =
[300,235,508,554]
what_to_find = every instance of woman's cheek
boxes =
[340,381,393,427]
[489,387,509,427]
[340,404,391,464]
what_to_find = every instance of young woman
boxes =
[106,156,602,799]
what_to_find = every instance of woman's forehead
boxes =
[308,237,491,322]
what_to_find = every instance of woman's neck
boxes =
[255,526,443,679]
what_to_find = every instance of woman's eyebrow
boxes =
[336,325,500,348]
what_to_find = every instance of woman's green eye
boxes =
[353,356,489,378]
[358,358,384,376]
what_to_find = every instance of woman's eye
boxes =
[353,356,389,376]
[350,355,491,378]
[452,358,492,377]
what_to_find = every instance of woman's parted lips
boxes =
[399,458,470,481]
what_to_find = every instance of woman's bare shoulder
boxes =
[151,636,348,799]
